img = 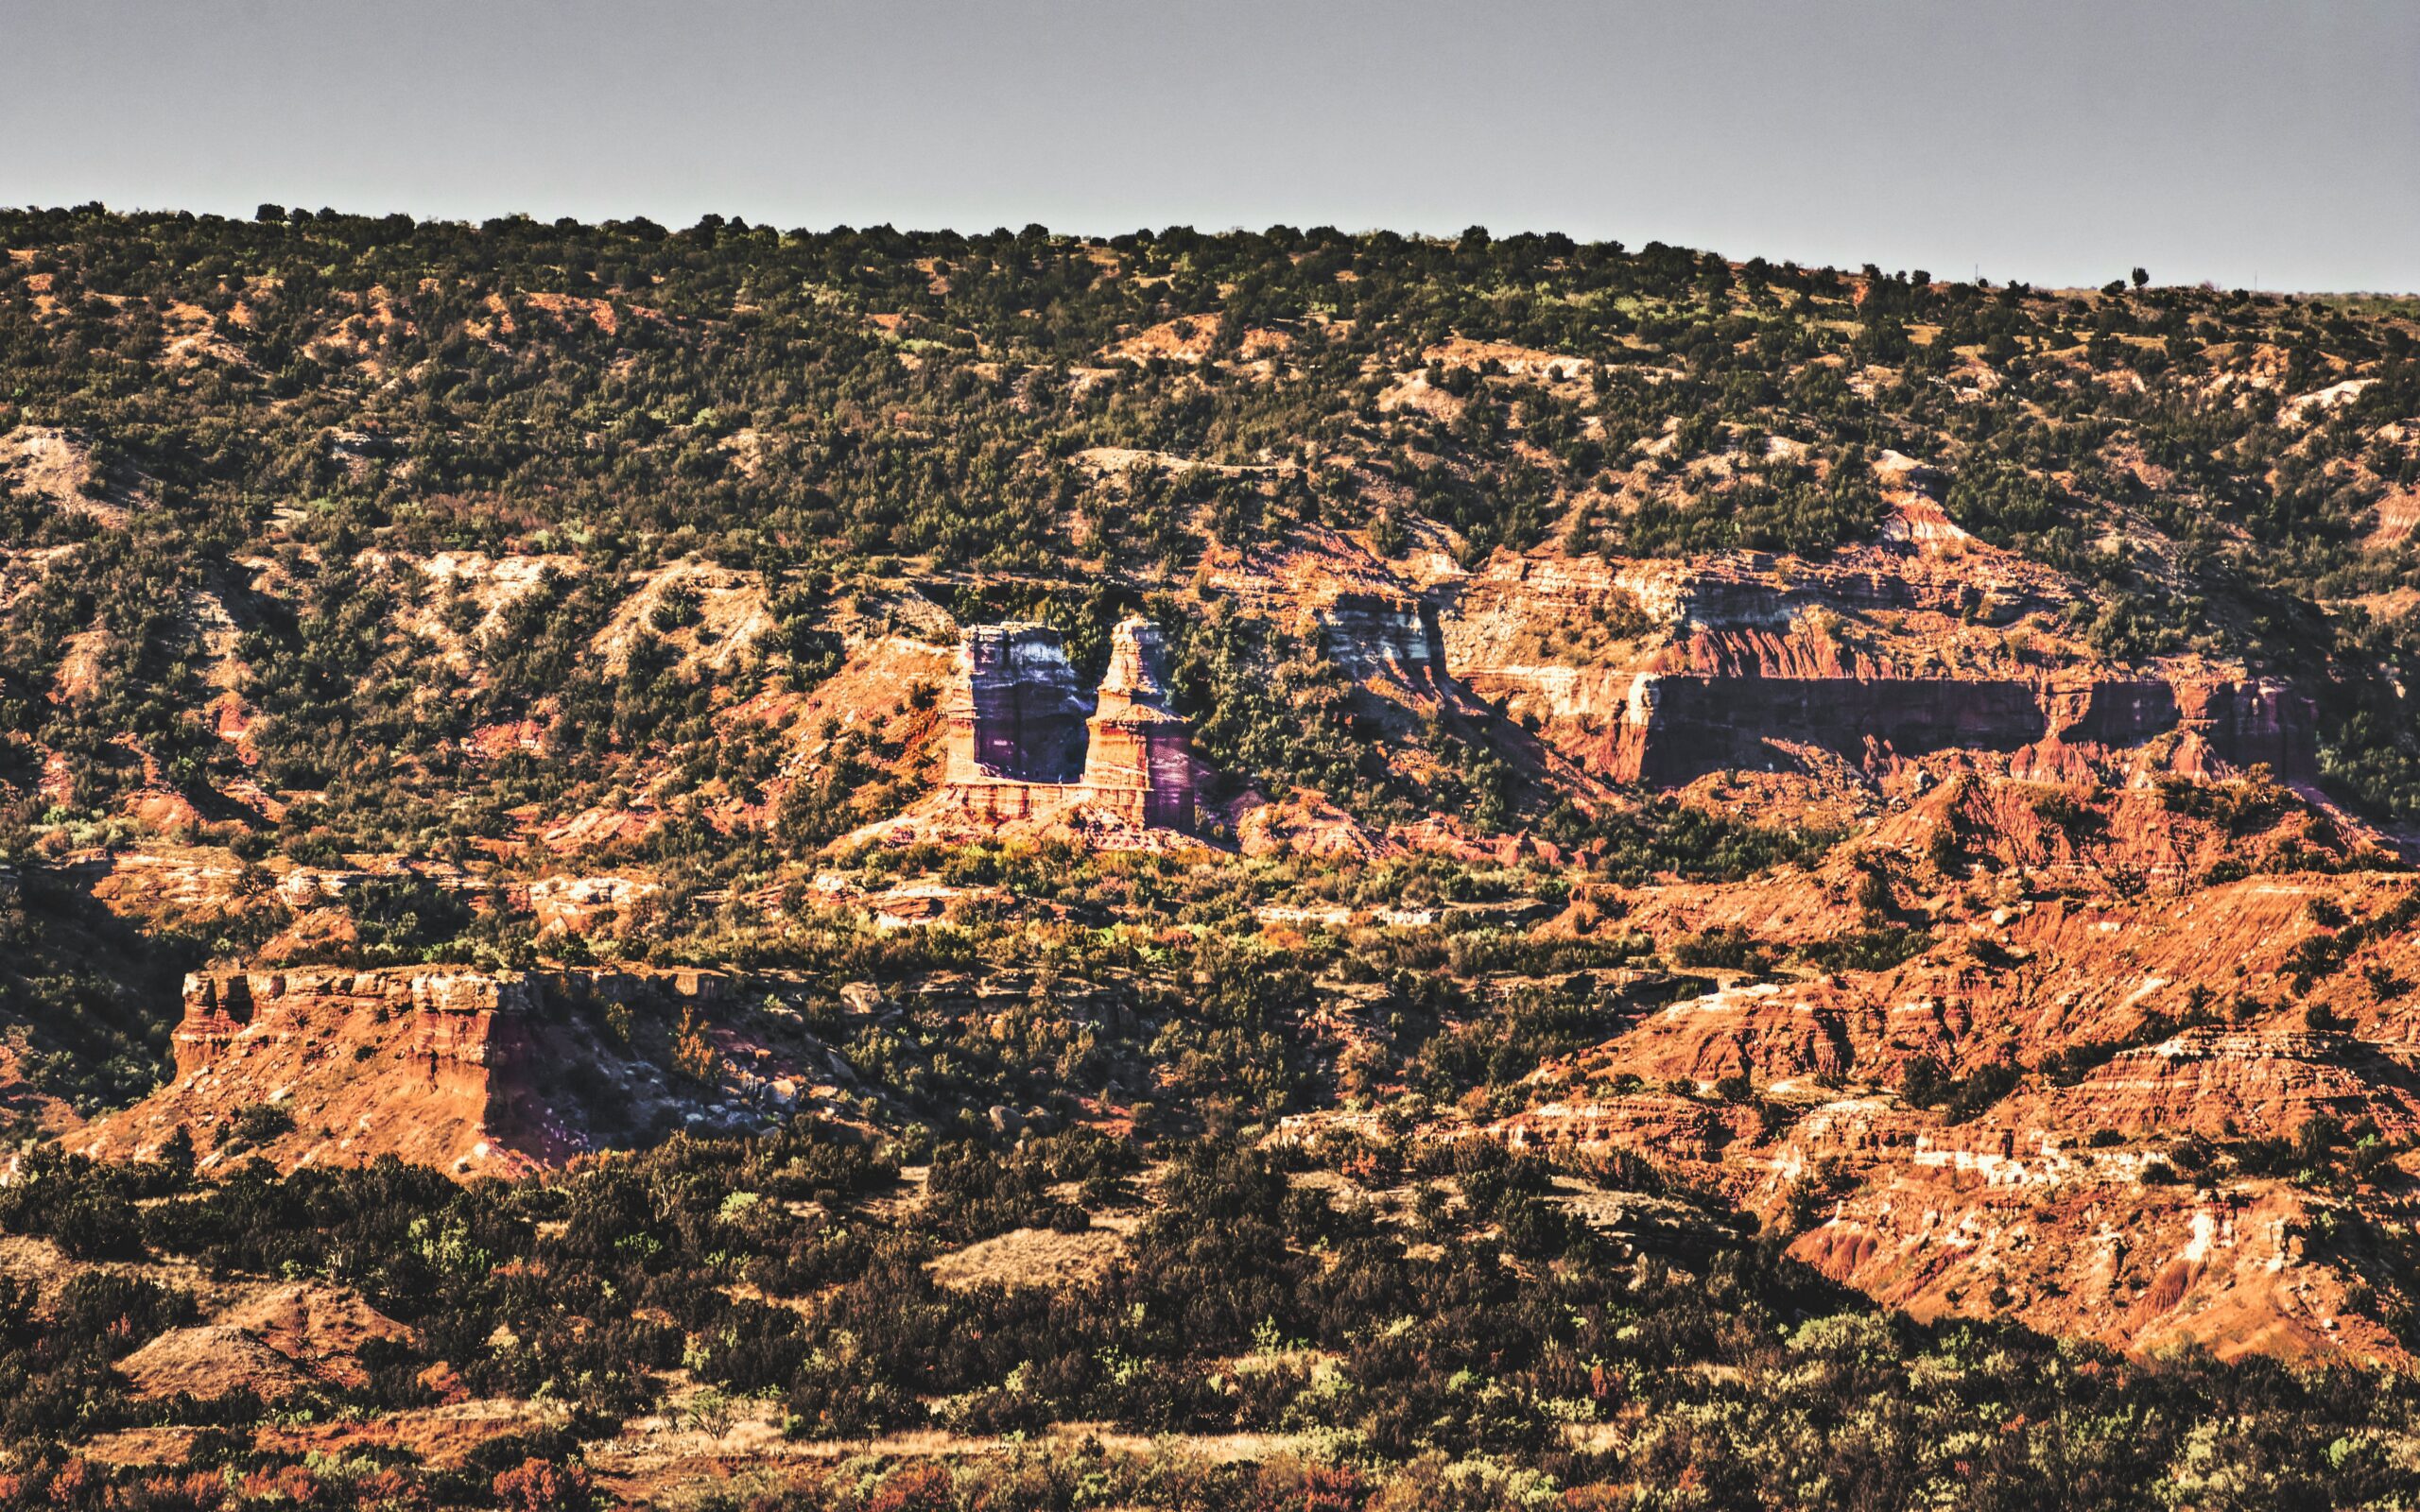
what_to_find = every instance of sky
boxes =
[4,0,2415,292]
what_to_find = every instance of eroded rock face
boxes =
[936,617,1196,833]
[945,624,1090,783]
[1318,593,1450,689]
[173,968,534,1079]
[1080,618,1195,831]
[1480,858,2420,1364]
[1437,546,2321,789]
[1788,1155,2383,1362]
[2039,1028,2420,1141]
[2173,679,2320,783]
[78,965,781,1177]
[1587,671,2316,786]
[1762,1030,2420,1362]
[1608,673,2049,783]
[1095,616,1171,709]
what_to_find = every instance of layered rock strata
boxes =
[1317,593,1454,691]
[1080,619,1195,830]
[940,617,1196,831]
[1597,671,2314,785]
[174,968,535,1078]
[78,965,746,1176]
[170,965,730,1079]
[943,624,1090,784]
[1439,551,2319,787]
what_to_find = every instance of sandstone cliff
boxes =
[67,966,850,1176]
[1437,542,2321,795]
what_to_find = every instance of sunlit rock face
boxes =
[940,617,1195,832]
[80,965,756,1178]
[944,623,1091,783]
[1318,593,1450,688]
[1081,618,1195,831]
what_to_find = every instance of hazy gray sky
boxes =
[5,0,2414,290]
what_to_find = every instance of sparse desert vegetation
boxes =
[0,206,2418,1505]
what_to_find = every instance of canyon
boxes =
[17,511,2414,1377]
[7,200,2420,1505]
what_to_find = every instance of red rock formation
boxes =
[1787,1154,2389,1362]
[1080,618,1195,830]
[1588,669,2319,788]
[1605,673,2048,783]
[78,964,765,1177]
[170,968,531,1081]
[2026,1028,2420,1141]
[943,623,1090,783]
[1316,593,1452,692]
[2042,676,2178,747]
[1439,545,2321,791]
[2172,678,2320,783]
[1498,1092,1736,1161]
[937,617,1196,833]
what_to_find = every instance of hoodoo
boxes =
[941,616,1196,831]
[942,623,1090,784]
[1080,618,1195,830]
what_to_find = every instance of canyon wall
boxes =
[173,967,540,1079]
[172,965,735,1073]
[1595,671,2315,784]
[1318,593,1453,692]
[1439,551,2319,788]
[2173,679,2319,783]
[1606,673,2046,783]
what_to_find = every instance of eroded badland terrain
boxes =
[1,209,2419,1506]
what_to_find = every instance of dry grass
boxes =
[926,1225,1125,1293]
